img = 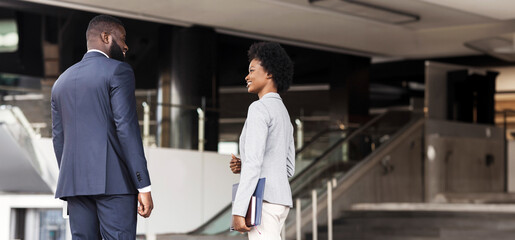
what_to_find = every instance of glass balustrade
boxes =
[192,110,422,236]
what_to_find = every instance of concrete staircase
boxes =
[305,203,515,240]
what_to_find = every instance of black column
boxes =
[157,25,173,147]
[162,26,218,150]
[329,55,370,126]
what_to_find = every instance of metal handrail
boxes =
[288,110,393,185]
[287,111,418,199]
[188,126,355,234]
[0,106,58,192]
[294,128,349,154]
[498,109,515,114]
[189,111,403,235]
[289,116,424,240]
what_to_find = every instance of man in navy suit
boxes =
[51,15,153,239]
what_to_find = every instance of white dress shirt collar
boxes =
[87,49,109,58]
[261,92,281,100]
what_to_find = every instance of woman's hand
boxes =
[230,154,241,174]
[232,215,251,233]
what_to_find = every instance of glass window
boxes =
[0,19,18,52]
[39,209,67,240]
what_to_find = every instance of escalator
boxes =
[284,110,424,239]
[190,122,354,235]
[186,110,422,237]
[0,106,57,193]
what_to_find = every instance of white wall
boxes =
[35,139,240,239]
[0,194,65,240]
[492,67,515,102]
[494,68,515,191]
[492,66,515,92]
[137,147,239,239]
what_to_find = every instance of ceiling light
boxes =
[492,34,515,54]
[308,0,419,24]
[465,34,515,62]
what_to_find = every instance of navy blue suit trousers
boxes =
[67,194,137,239]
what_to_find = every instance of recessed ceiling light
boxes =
[308,0,419,24]
[465,35,515,62]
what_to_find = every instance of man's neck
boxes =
[87,49,109,58]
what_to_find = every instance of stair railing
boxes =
[294,179,335,240]
[290,111,422,240]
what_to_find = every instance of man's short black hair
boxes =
[248,42,294,93]
[86,15,125,39]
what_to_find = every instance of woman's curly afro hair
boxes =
[248,42,294,93]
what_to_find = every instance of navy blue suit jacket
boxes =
[51,51,151,199]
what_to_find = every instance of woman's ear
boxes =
[266,73,273,80]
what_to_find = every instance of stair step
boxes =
[307,227,515,240]
[304,205,515,240]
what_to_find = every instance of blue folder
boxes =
[231,177,266,227]
[253,178,266,225]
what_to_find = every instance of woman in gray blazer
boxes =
[231,42,295,240]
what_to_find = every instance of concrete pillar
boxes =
[157,26,173,148]
[157,26,219,150]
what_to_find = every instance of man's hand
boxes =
[232,215,251,233]
[138,192,154,218]
[230,154,241,174]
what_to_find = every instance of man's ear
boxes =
[100,31,110,44]
[266,73,273,80]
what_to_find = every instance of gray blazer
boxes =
[232,92,295,216]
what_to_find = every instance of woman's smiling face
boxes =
[245,59,271,95]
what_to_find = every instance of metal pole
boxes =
[505,110,508,192]
[327,181,333,240]
[312,189,317,240]
[142,102,150,147]
[296,198,302,240]
[295,118,304,150]
[197,108,205,152]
